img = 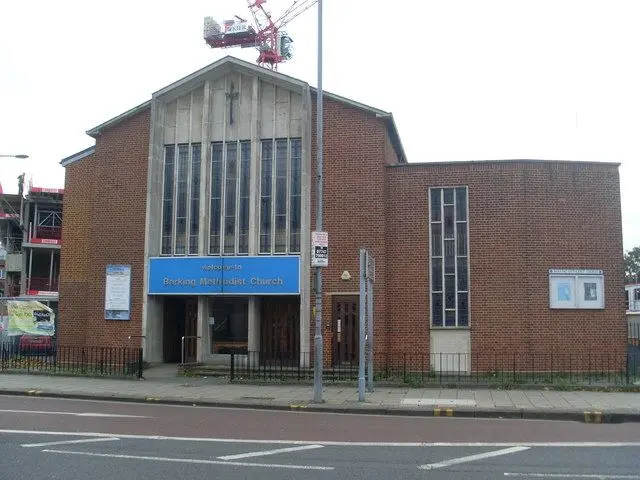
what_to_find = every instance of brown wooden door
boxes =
[184,297,198,364]
[332,295,359,367]
[261,297,300,364]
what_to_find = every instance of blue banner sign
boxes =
[147,256,300,295]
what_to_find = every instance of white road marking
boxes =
[504,474,640,479]
[218,444,324,460]
[22,437,121,448]
[3,430,640,448]
[0,409,149,418]
[401,398,477,407]
[42,449,334,471]
[420,446,531,470]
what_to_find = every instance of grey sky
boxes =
[1,0,638,250]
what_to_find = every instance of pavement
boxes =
[1,367,639,423]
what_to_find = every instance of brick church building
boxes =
[58,55,625,373]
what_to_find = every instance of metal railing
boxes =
[0,342,143,379]
[227,350,640,387]
[34,226,61,240]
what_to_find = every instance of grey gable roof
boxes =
[83,55,406,162]
[59,145,96,167]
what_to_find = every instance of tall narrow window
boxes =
[174,145,189,255]
[189,144,201,255]
[223,142,238,255]
[209,143,223,255]
[274,139,288,253]
[259,140,273,253]
[161,146,175,255]
[289,138,302,253]
[429,187,469,327]
[238,141,251,254]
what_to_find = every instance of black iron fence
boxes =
[228,350,640,387]
[0,342,143,379]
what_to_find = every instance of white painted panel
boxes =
[430,330,471,373]
[238,74,253,140]
[163,101,177,144]
[274,87,289,138]
[211,77,226,142]
[176,94,191,144]
[260,82,275,139]
[191,86,204,143]
[290,92,302,138]
[225,74,240,142]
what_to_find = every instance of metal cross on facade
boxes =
[226,82,239,125]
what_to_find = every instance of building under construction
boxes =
[0,179,62,319]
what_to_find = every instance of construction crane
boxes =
[203,0,318,71]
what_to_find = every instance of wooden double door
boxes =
[332,295,359,367]
[260,297,300,363]
[163,297,198,364]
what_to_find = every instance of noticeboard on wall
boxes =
[105,265,132,320]
[549,269,604,309]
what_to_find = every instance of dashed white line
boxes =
[0,409,149,418]
[420,446,531,470]
[504,474,640,479]
[42,449,334,471]
[22,437,121,448]
[3,430,640,448]
[218,444,324,460]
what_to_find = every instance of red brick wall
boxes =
[59,108,150,348]
[385,161,626,369]
[309,95,400,366]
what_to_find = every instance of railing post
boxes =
[137,348,143,379]
[230,351,235,382]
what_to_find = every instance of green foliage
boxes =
[625,246,640,283]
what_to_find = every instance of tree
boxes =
[625,246,640,283]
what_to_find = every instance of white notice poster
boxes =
[105,265,131,320]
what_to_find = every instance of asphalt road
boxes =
[1,395,639,479]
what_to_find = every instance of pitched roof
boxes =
[84,55,406,162]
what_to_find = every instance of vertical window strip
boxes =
[289,138,302,253]
[259,140,273,253]
[238,141,251,254]
[223,142,237,255]
[209,143,223,255]
[430,187,470,328]
[161,146,175,255]
[174,145,189,255]
[189,144,201,255]
[274,138,288,253]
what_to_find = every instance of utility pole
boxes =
[313,0,324,403]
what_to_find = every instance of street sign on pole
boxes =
[366,254,374,392]
[312,231,328,267]
[358,248,367,402]
[312,0,324,405]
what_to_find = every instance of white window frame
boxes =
[549,269,605,309]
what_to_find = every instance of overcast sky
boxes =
[1,0,638,251]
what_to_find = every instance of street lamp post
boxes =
[0,154,29,159]
[313,0,324,404]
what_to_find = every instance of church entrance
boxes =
[260,296,300,364]
[332,295,359,367]
[163,296,198,364]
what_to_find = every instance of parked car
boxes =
[18,335,55,356]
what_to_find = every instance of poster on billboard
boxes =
[3,300,55,336]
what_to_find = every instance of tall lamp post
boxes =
[0,154,29,159]
[313,0,324,403]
